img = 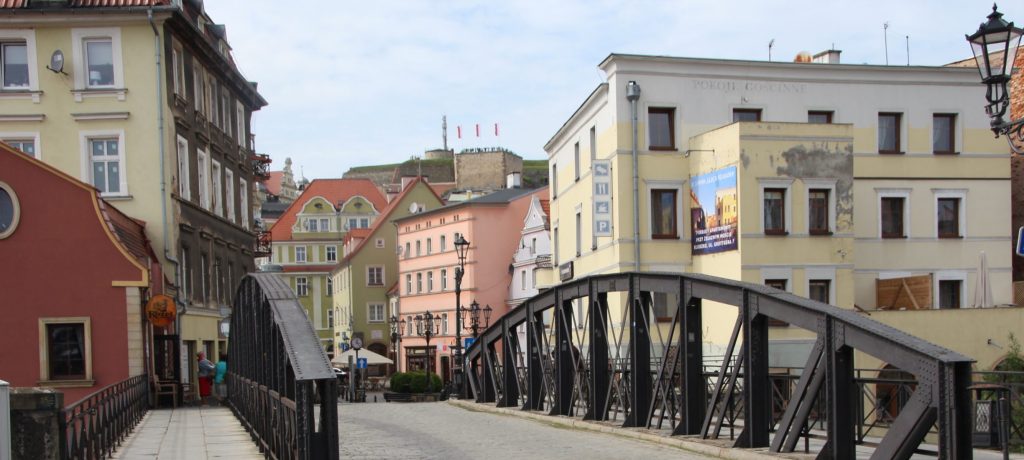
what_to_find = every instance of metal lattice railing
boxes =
[60,374,148,460]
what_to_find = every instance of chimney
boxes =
[506,172,522,189]
[401,175,417,191]
[812,49,842,64]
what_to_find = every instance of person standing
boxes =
[197,351,215,404]
[214,353,228,402]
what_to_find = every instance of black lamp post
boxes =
[452,235,470,398]
[390,315,403,374]
[966,4,1024,153]
[413,311,440,391]
[462,300,493,338]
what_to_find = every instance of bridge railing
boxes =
[60,374,148,460]
[227,273,338,460]
[464,272,976,459]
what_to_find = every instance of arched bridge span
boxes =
[464,272,974,459]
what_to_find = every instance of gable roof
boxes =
[393,187,539,223]
[337,177,444,268]
[269,178,387,241]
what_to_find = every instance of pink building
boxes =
[395,187,548,383]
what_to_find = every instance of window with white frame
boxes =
[197,149,209,209]
[295,246,307,263]
[175,135,190,199]
[367,266,383,286]
[877,189,910,239]
[427,238,432,254]
[236,102,245,147]
[441,268,448,290]
[327,277,333,297]
[171,46,183,96]
[295,277,308,297]
[805,267,837,305]
[38,317,92,382]
[762,267,792,327]
[416,240,421,256]
[326,246,337,262]
[406,315,413,335]
[521,270,527,290]
[368,303,385,322]
[221,92,230,135]
[239,179,248,228]
[406,274,412,294]
[1,136,37,158]
[442,313,449,335]
[416,273,422,293]
[427,271,434,291]
[193,65,204,112]
[225,168,235,223]
[440,235,447,252]
[759,179,793,235]
[308,218,318,232]
[211,160,223,216]
[804,179,837,235]
[320,218,330,231]
[934,271,966,309]
[1,39,29,89]
[934,189,966,239]
[83,132,126,196]
[72,28,122,90]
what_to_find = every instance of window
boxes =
[2,138,36,158]
[375,238,385,249]
[406,274,412,294]
[326,246,337,262]
[933,114,956,154]
[938,280,961,309]
[404,242,411,259]
[808,111,833,124]
[648,107,675,150]
[808,280,830,304]
[320,218,330,231]
[442,313,449,335]
[171,47,182,96]
[878,112,902,154]
[590,126,597,157]
[40,318,91,382]
[763,188,786,235]
[531,237,537,255]
[327,278,333,297]
[225,169,235,223]
[176,136,190,199]
[406,316,413,335]
[427,238,433,254]
[764,278,789,327]
[880,196,906,238]
[441,269,448,290]
[733,108,762,122]
[416,240,421,256]
[87,136,124,195]
[200,254,209,302]
[295,246,307,263]
[179,246,190,300]
[521,270,527,290]
[236,102,245,147]
[575,211,582,257]
[367,266,383,286]
[360,218,369,228]
[369,304,385,322]
[416,273,423,293]
[937,197,961,238]
[295,277,308,297]
[552,164,558,198]
[239,179,248,229]
[197,149,209,208]
[211,160,223,216]
[328,309,334,327]
[308,218,319,232]
[574,142,581,180]
[427,271,434,291]
[440,235,447,252]
[1,41,28,89]
[808,189,830,234]
[553,227,559,266]
[193,65,204,112]
[651,189,678,238]
[84,38,114,88]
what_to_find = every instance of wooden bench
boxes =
[383,392,412,402]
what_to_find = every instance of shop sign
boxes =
[145,294,177,327]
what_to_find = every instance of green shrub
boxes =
[389,372,412,393]
[391,371,442,393]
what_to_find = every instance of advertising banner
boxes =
[690,166,738,255]
[592,160,612,236]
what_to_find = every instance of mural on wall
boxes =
[690,166,738,255]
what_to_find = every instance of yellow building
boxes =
[544,52,1015,369]
[0,1,267,384]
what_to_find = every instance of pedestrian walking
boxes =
[197,351,215,404]
[214,353,228,402]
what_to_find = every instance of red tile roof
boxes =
[269,179,387,242]
[99,201,152,264]
[263,171,284,196]
[540,199,550,219]
[429,182,456,199]
[338,177,444,266]
[282,264,337,273]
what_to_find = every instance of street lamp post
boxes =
[462,300,493,338]
[389,315,403,374]
[413,311,439,392]
[452,235,470,398]
[966,4,1024,153]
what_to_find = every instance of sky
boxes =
[202,0,1021,180]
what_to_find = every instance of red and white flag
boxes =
[494,123,499,136]
[457,126,462,139]
[475,124,480,137]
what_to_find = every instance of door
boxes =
[153,334,180,382]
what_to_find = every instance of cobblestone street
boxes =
[339,397,711,459]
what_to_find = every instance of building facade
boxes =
[508,194,552,306]
[394,187,546,381]
[269,178,387,352]
[0,0,267,385]
[544,53,1015,369]
[331,178,444,373]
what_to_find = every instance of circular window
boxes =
[0,181,20,239]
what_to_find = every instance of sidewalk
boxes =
[112,406,262,459]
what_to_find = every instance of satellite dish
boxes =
[408,202,420,213]
[47,50,67,75]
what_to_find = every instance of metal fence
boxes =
[227,273,338,460]
[60,374,148,460]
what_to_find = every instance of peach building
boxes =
[394,187,547,383]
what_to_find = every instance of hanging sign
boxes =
[593,161,612,236]
[145,294,177,327]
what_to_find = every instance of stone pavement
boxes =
[112,406,262,459]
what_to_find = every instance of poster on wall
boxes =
[690,166,738,255]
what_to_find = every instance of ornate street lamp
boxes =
[413,311,440,391]
[390,315,403,374]
[462,300,493,338]
[452,235,470,398]
[966,4,1024,152]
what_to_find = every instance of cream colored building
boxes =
[544,53,1014,370]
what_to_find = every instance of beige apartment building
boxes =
[544,52,1018,369]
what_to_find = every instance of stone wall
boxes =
[455,150,523,190]
[9,388,63,460]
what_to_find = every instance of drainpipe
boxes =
[626,81,641,272]
[149,11,182,330]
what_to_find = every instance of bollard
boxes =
[373,395,377,403]
[1000,397,1010,460]
[1,380,10,460]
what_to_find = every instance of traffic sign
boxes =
[357,358,367,369]
[1017,226,1024,256]
[464,337,476,348]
